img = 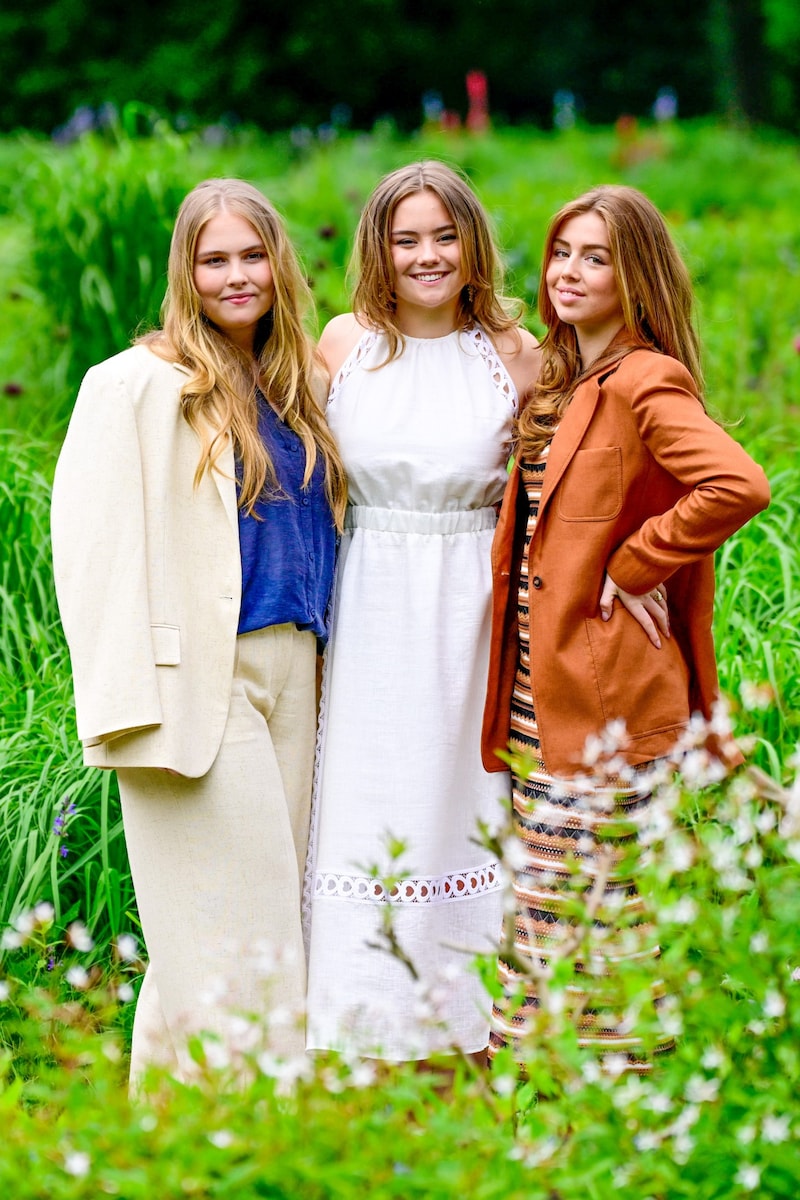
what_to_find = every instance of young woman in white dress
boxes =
[304,162,540,1062]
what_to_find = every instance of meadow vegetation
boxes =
[0,115,798,1197]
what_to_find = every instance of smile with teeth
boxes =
[412,272,448,283]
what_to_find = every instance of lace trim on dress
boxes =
[328,330,378,405]
[314,862,503,905]
[467,325,518,414]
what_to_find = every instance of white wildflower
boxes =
[735,1164,761,1191]
[737,1124,756,1144]
[348,1061,377,1089]
[0,980,10,1001]
[63,1151,91,1178]
[791,966,800,983]
[663,897,698,925]
[644,1091,674,1114]
[754,809,776,833]
[740,681,774,711]
[13,910,35,935]
[117,983,135,1003]
[685,1075,720,1104]
[256,1052,313,1093]
[33,901,55,925]
[207,1130,234,1149]
[763,990,786,1018]
[201,1038,231,1071]
[67,921,94,952]
[601,1053,630,1079]
[115,933,139,962]
[700,1046,726,1071]
[761,1114,790,1144]
[501,836,530,872]
[743,845,763,869]
[672,1131,695,1163]
[65,965,90,990]
[672,1103,700,1134]
[749,932,768,954]
[0,929,24,950]
[633,1130,661,1151]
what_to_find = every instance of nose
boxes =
[560,252,580,279]
[226,257,247,285]
[416,238,440,264]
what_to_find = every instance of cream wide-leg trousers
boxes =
[117,623,317,1087]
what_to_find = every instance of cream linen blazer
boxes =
[51,345,242,777]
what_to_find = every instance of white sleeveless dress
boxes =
[304,325,516,1059]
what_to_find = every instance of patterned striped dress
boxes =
[488,452,674,1072]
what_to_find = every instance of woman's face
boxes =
[545,211,624,356]
[193,212,275,353]
[388,190,465,322]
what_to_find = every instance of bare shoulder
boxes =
[318,313,368,379]
[492,326,542,402]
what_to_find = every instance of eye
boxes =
[393,237,416,247]
[246,251,266,261]
[438,233,458,243]
[552,248,568,259]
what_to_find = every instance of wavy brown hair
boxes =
[518,185,704,461]
[350,160,522,363]
[140,178,346,526]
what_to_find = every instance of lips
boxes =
[224,293,256,303]
[411,273,448,283]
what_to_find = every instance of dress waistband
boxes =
[344,505,498,535]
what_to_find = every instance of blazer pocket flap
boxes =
[151,623,181,666]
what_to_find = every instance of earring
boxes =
[466,283,475,304]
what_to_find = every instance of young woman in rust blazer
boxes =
[482,185,770,1069]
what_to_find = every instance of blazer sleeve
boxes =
[51,361,163,744]
[605,354,771,593]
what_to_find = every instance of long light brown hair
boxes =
[351,161,522,363]
[518,185,704,461]
[141,178,346,526]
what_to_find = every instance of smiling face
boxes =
[193,211,275,353]
[545,210,625,364]
[389,190,466,333]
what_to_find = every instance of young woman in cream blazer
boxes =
[52,179,346,1086]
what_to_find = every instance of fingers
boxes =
[601,576,670,648]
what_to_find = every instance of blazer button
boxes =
[532,575,543,589]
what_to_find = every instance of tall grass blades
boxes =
[0,433,133,949]
[17,121,192,407]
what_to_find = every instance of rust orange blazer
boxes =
[481,348,771,778]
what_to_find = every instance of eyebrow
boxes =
[195,242,265,257]
[390,223,457,235]
[553,237,610,252]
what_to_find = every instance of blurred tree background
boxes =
[0,0,797,135]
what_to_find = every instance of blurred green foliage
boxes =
[0,1,798,134]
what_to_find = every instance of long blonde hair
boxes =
[518,184,704,461]
[141,178,347,527]
[351,161,521,363]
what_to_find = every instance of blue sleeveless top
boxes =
[236,392,336,644]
